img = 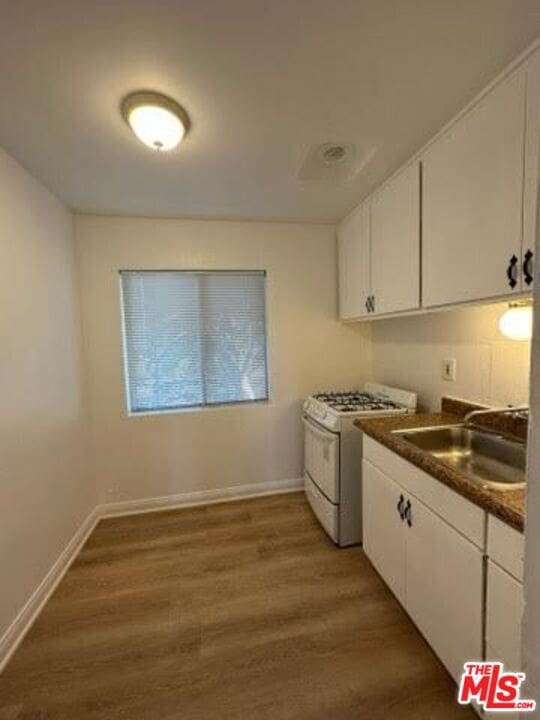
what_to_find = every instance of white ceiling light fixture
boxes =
[498,300,534,341]
[121,91,190,152]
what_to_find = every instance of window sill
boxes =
[126,398,271,418]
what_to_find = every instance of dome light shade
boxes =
[121,91,189,151]
[498,301,533,341]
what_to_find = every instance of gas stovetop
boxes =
[312,391,401,412]
[304,383,417,432]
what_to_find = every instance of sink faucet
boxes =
[464,405,529,428]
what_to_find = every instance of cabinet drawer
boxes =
[487,515,524,581]
[363,436,485,548]
[486,560,523,671]
[304,473,338,544]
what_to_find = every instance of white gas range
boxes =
[303,382,417,547]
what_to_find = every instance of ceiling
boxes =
[1,1,540,223]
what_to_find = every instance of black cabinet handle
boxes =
[371,295,376,313]
[404,499,412,528]
[523,250,534,286]
[507,255,519,289]
[397,494,405,520]
[365,297,370,313]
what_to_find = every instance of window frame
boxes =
[118,269,271,416]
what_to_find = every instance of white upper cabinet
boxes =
[523,47,540,291]
[337,200,371,319]
[338,162,420,320]
[371,162,420,315]
[422,69,526,307]
[338,46,539,320]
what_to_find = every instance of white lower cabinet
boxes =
[484,558,523,720]
[363,445,485,684]
[485,514,524,678]
[363,438,525,711]
[406,498,483,682]
[486,561,523,672]
[363,460,406,605]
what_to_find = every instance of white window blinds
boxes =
[120,270,269,413]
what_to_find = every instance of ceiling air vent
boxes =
[297,143,376,182]
[321,144,348,163]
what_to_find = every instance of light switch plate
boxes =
[442,357,457,382]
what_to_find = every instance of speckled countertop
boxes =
[354,398,525,533]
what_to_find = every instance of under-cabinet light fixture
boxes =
[498,300,533,341]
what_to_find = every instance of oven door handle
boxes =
[302,416,337,441]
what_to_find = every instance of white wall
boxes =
[369,303,531,411]
[0,149,92,644]
[75,215,371,503]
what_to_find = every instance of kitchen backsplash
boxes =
[369,301,531,412]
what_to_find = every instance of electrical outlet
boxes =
[442,358,457,382]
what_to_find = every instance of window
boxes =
[120,270,269,414]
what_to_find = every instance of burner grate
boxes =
[313,390,401,412]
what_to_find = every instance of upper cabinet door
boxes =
[337,200,371,319]
[422,70,526,308]
[371,162,420,315]
[522,47,540,292]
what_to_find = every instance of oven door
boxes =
[303,415,340,503]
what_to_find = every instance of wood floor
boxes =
[0,493,475,720]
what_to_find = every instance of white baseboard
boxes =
[0,478,303,673]
[0,506,100,674]
[99,477,303,519]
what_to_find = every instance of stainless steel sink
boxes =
[392,425,526,490]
